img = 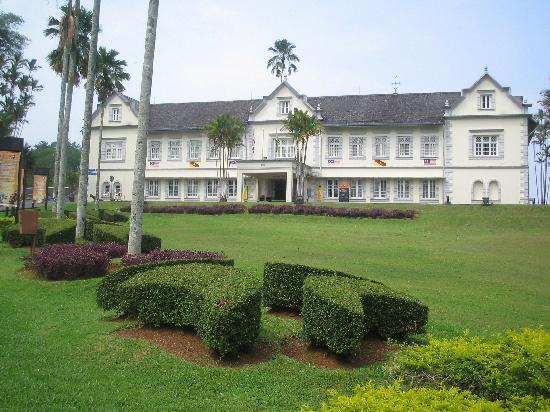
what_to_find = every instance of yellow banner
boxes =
[0,151,21,206]
[33,175,47,203]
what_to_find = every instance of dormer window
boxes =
[480,94,493,109]
[279,100,290,115]
[110,106,121,121]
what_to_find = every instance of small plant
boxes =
[121,249,225,266]
[119,204,246,215]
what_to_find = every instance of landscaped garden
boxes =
[0,203,549,410]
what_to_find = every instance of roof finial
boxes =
[484,66,488,74]
[283,74,288,82]
[444,99,450,108]
[249,105,253,113]
[392,75,400,95]
[316,102,321,111]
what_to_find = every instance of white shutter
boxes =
[121,142,126,161]
[469,135,474,158]
[477,95,481,110]
[498,135,504,159]
[268,138,275,159]
[420,137,426,157]
[435,180,440,201]
[394,179,398,198]
[490,94,495,109]
[100,141,106,161]
[434,137,439,158]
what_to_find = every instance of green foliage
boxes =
[263,262,361,310]
[92,223,160,253]
[26,141,81,191]
[96,258,234,311]
[301,381,508,412]
[267,38,299,81]
[389,328,550,402]
[1,217,75,247]
[98,209,128,223]
[0,216,15,232]
[117,263,262,357]
[95,47,130,104]
[303,276,428,354]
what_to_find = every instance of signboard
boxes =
[32,175,47,203]
[148,161,160,168]
[0,151,21,206]
[316,184,323,201]
[423,159,437,166]
[374,159,387,166]
[338,183,350,203]
[87,168,97,176]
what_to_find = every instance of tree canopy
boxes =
[267,39,299,82]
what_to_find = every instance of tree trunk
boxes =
[53,45,71,214]
[95,105,104,211]
[57,0,80,219]
[76,0,101,239]
[128,0,159,255]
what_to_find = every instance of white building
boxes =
[88,71,535,204]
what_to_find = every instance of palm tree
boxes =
[282,108,321,203]
[267,39,299,83]
[205,114,245,201]
[94,47,130,210]
[128,0,160,255]
[75,0,101,240]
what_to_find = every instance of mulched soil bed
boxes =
[117,326,399,369]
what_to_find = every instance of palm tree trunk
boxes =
[533,142,539,203]
[128,0,160,255]
[76,0,100,239]
[53,45,71,214]
[95,105,104,211]
[57,0,80,219]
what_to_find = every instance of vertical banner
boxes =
[33,175,47,204]
[0,151,21,206]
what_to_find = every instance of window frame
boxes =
[421,179,437,200]
[207,139,220,160]
[167,179,180,198]
[349,136,365,159]
[474,135,498,157]
[186,179,199,199]
[374,136,389,159]
[373,179,388,200]
[148,140,162,161]
[110,106,121,122]
[480,94,492,110]
[146,179,160,198]
[167,139,182,161]
[326,179,339,199]
[102,140,125,161]
[206,179,219,198]
[421,136,438,158]
[396,179,411,200]
[227,179,237,198]
[327,136,342,159]
[279,100,290,115]
[350,179,364,199]
[275,138,295,159]
[397,136,412,158]
[188,139,201,161]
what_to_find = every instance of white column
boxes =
[237,172,244,202]
[286,171,293,203]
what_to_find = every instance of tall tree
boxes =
[0,12,41,137]
[282,108,321,203]
[94,47,130,210]
[532,88,550,204]
[205,114,245,201]
[267,39,299,83]
[128,0,160,255]
[76,0,101,239]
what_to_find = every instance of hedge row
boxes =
[249,204,416,219]
[91,223,161,253]
[302,276,428,354]
[1,218,76,247]
[97,259,235,311]
[121,249,225,266]
[98,261,258,357]
[119,203,246,215]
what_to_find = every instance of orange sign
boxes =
[339,183,350,189]
[0,151,21,206]
[33,175,47,203]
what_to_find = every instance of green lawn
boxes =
[1,204,549,410]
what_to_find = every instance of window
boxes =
[101,182,110,198]
[373,179,387,199]
[396,179,410,200]
[230,145,242,159]
[227,179,237,197]
[397,136,412,158]
[327,137,342,158]
[167,139,182,160]
[421,136,438,158]
[188,139,201,160]
[480,94,492,109]
[113,182,121,199]
[422,179,437,200]
[148,140,161,160]
[206,179,219,198]
[326,179,339,198]
[110,106,120,121]
[102,140,124,161]
[374,136,388,158]
[146,180,160,198]
[279,100,290,115]
[350,179,363,198]
[186,179,199,198]
[207,139,219,159]
[275,138,295,159]
[474,135,498,157]
[349,136,365,158]
[167,179,180,198]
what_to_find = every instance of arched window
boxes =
[113,182,122,200]
[101,182,110,198]
[488,180,500,202]
[472,180,484,203]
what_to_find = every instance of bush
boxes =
[92,223,161,253]
[1,218,76,247]
[112,263,261,356]
[301,381,509,412]
[98,209,129,222]
[121,248,226,266]
[83,242,127,258]
[119,203,246,215]
[28,243,110,280]
[389,328,550,402]
[0,216,15,232]
[1,224,45,247]
[303,276,428,354]
[97,258,234,311]
[253,205,416,219]
[248,204,273,214]
[263,262,360,310]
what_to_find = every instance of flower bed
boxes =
[249,204,415,219]
[121,249,225,266]
[119,204,246,215]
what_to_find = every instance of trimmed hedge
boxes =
[1,218,75,247]
[119,203,246,215]
[121,249,225,266]
[264,262,365,310]
[98,209,129,222]
[101,262,259,357]
[303,276,428,354]
[249,204,416,219]
[97,258,234,311]
[92,223,161,253]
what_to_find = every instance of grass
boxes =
[1,204,549,410]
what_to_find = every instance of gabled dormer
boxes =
[448,70,531,117]
[249,81,322,122]
[91,92,139,128]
